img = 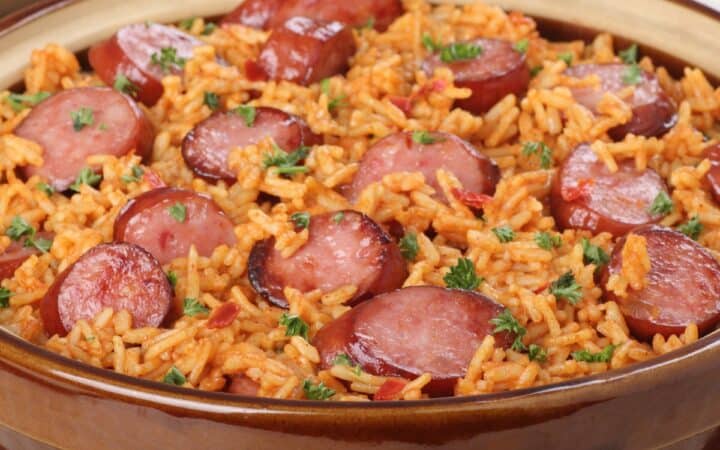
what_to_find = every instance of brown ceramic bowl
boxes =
[2,1,720,449]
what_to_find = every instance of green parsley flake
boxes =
[320,78,346,112]
[678,215,703,241]
[302,379,335,400]
[622,64,643,85]
[491,309,527,352]
[550,271,583,305]
[121,165,145,184]
[440,42,482,63]
[421,33,442,52]
[179,17,196,30]
[6,216,33,241]
[234,105,257,127]
[113,74,138,97]
[558,52,573,66]
[332,211,345,224]
[203,91,220,111]
[163,366,186,385]
[150,47,187,73]
[528,344,547,363]
[279,313,310,340]
[530,65,543,77]
[648,191,673,216]
[183,297,209,316]
[534,231,562,250]
[581,238,609,267]
[290,212,311,229]
[36,182,54,196]
[263,145,309,175]
[444,257,483,290]
[399,232,419,261]
[521,141,553,169]
[571,344,616,363]
[0,287,11,309]
[168,202,187,223]
[5,91,50,112]
[202,23,217,35]
[411,130,444,145]
[166,271,178,288]
[69,167,102,192]
[513,38,529,54]
[492,226,516,243]
[333,353,362,376]
[70,107,94,131]
[25,236,52,253]
[618,44,638,65]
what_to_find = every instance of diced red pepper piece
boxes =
[373,378,408,401]
[451,188,493,209]
[207,302,241,329]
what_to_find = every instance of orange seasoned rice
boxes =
[0,0,719,401]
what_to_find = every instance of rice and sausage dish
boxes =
[0,0,718,401]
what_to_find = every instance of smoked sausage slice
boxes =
[0,232,54,280]
[704,143,720,204]
[40,243,172,337]
[346,131,499,203]
[551,143,668,236]
[601,225,720,341]
[313,286,513,397]
[88,23,203,106]
[181,107,321,183]
[564,63,677,140]
[248,210,407,308]
[220,0,284,29]
[257,17,356,86]
[267,0,403,32]
[114,187,237,265]
[15,87,153,192]
[422,38,530,115]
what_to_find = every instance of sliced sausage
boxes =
[248,210,407,308]
[40,243,172,337]
[15,87,153,192]
[257,17,356,86]
[704,143,720,204]
[181,107,321,182]
[601,225,720,341]
[565,63,677,140]
[114,187,237,265]
[346,131,500,203]
[313,286,513,397]
[0,232,54,280]
[267,0,404,32]
[88,23,203,106]
[226,375,260,396]
[220,0,285,29]
[422,38,530,115]
[551,143,668,236]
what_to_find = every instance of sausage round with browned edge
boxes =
[704,143,720,204]
[564,63,677,140]
[181,107,321,183]
[313,286,513,397]
[248,210,407,308]
[226,375,260,396]
[422,38,530,115]
[266,0,403,32]
[257,17,357,86]
[220,0,285,29]
[346,131,500,203]
[601,225,720,341]
[40,242,172,337]
[15,87,154,192]
[0,232,54,280]
[114,187,237,265]
[551,143,668,236]
[88,23,203,106]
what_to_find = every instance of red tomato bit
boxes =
[208,302,241,329]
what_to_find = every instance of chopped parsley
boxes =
[491,309,527,352]
[202,22,217,35]
[320,78,346,112]
[558,52,573,66]
[183,297,209,316]
[333,353,362,376]
[530,65,543,77]
[444,257,483,290]
[279,313,309,340]
[5,91,50,112]
[411,130,444,145]
[648,191,673,216]
[521,141,553,169]
[440,42,482,63]
[25,235,52,253]
[622,64,643,85]
[150,47,187,73]
[203,91,220,111]
[528,344,547,363]
[168,202,187,223]
[70,107,94,131]
[6,216,34,241]
[179,17,196,30]
[302,379,335,400]
[121,165,145,184]
[0,287,11,308]
[678,215,703,241]
[571,344,616,363]
[163,366,186,385]
[36,182,54,196]
[290,212,311,229]
[535,231,562,250]
[618,43,638,65]
[513,38,529,54]
[550,271,583,305]
[581,238,609,267]
[166,271,178,288]
[358,16,375,30]
[421,33,442,52]
[262,145,309,175]
[113,74,138,97]
[234,105,257,127]
[332,211,345,224]
[399,232,419,261]
[69,167,102,192]
[492,226,515,243]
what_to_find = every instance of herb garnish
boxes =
[411,130,443,145]
[333,353,363,376]
[166,271,178,288]
[5,91,50,112]
[168,202,187,223]
[522,141,553,169]
[150,47,187,73]
[528,344,547,362]
[622,64,643,85]
[163,366,186,385]
[440,42,482,63]
[571,345,616,363]
[69,167,102,192]
[113,74,138,97]
[234,105,257,127]
[121,165,145,184]
[70,107,94,131]
[444,258,483,290]
[549,271,583,305]
[678,215,703,241]
[618,44,638,64]
[203,91,220,111]
[320,78,346,112]
[491,309,527,352]
[581,238,609,267]
[0,287,11,308]
[399,232,419,261]
[279,313,310,340]
[302,379,335,400]
[492,226,516,243]
[36,182,54,196]
[183,297,209,316]
[513,38,529,54]
[290,212,311,229]
[535,231,562,250]
[262,145,309,175]
[558,52,573,66]
[648,191,673,216]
